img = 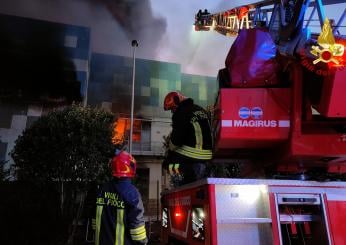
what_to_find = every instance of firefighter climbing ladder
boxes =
[194,0,346,38]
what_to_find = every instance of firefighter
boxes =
[201,9,211,25]
[95,151,147,245]
[163,91,213,186]
[196,9,203,24]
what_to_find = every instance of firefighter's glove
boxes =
[167,163,180,175]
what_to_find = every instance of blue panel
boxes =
[87,82,113,105]
[0,104,28,128]
[140,96,150,106]
[76,71,87,82]
[0,14,91,103]
[136,60,150,86]
[0,14,90,51]
[150,87,159,106]
[64,26,90,49]
[63,48,90,60]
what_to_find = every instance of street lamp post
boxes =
[129,40,139,154]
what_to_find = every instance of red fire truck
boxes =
[161,0,346,244]
[161,178,346,244]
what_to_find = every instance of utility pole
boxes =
[129,40,139,154]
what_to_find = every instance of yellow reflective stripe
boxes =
[95,205,103,245]
[130,225,146,234]
[115,209,124,245]
[131,232,147,241]
[96,197,105,205]
[130,225,147,241]
[175,145,212,160]
[179,145,212,156]
[192,121,203,149]
[175,149,211,159]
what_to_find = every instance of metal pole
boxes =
[315,0,326,28]
[83,60,90,108]
[305,5,316,28]
[129,40,139,154]
[157,180,159,221]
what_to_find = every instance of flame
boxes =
[112,118,141,145]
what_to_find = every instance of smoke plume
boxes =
[93,0,167,57]
[0,0,167,58]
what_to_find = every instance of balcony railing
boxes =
[127,141,166,156]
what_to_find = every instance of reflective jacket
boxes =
[95,178,147,245]
[169,98,213,161]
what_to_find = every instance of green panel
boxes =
[89,52,217,118]
[150,78,160,88]
[199,84,207,101]
[141,86,151,97]
[180,73,218,108]
[175,81,181,91]
[192,75,202,84]
[167,81,176,90]
[150,87,159,106]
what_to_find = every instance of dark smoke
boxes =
[94,0,167,53]
[0,0,167,58]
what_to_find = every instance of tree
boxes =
[11,104,115,244]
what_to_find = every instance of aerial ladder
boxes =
[161,1,346,244]
[194,0,346,177]
[194,0,345,37]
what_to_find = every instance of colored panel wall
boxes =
[89,53,217,118]
[0,15,218,164]
[0,14,90,165]
[0,14,90,102]
[181,73,218,108]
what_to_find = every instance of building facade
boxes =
[0,13,90,168]
[0,14,218,220]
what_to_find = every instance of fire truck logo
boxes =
[239,107,250,119]
[310,18,344,65]
[250,107,263,119]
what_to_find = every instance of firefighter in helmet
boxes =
[95,151,147,245]
[163,91,213,186]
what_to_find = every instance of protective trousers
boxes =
[168,162,207,187]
